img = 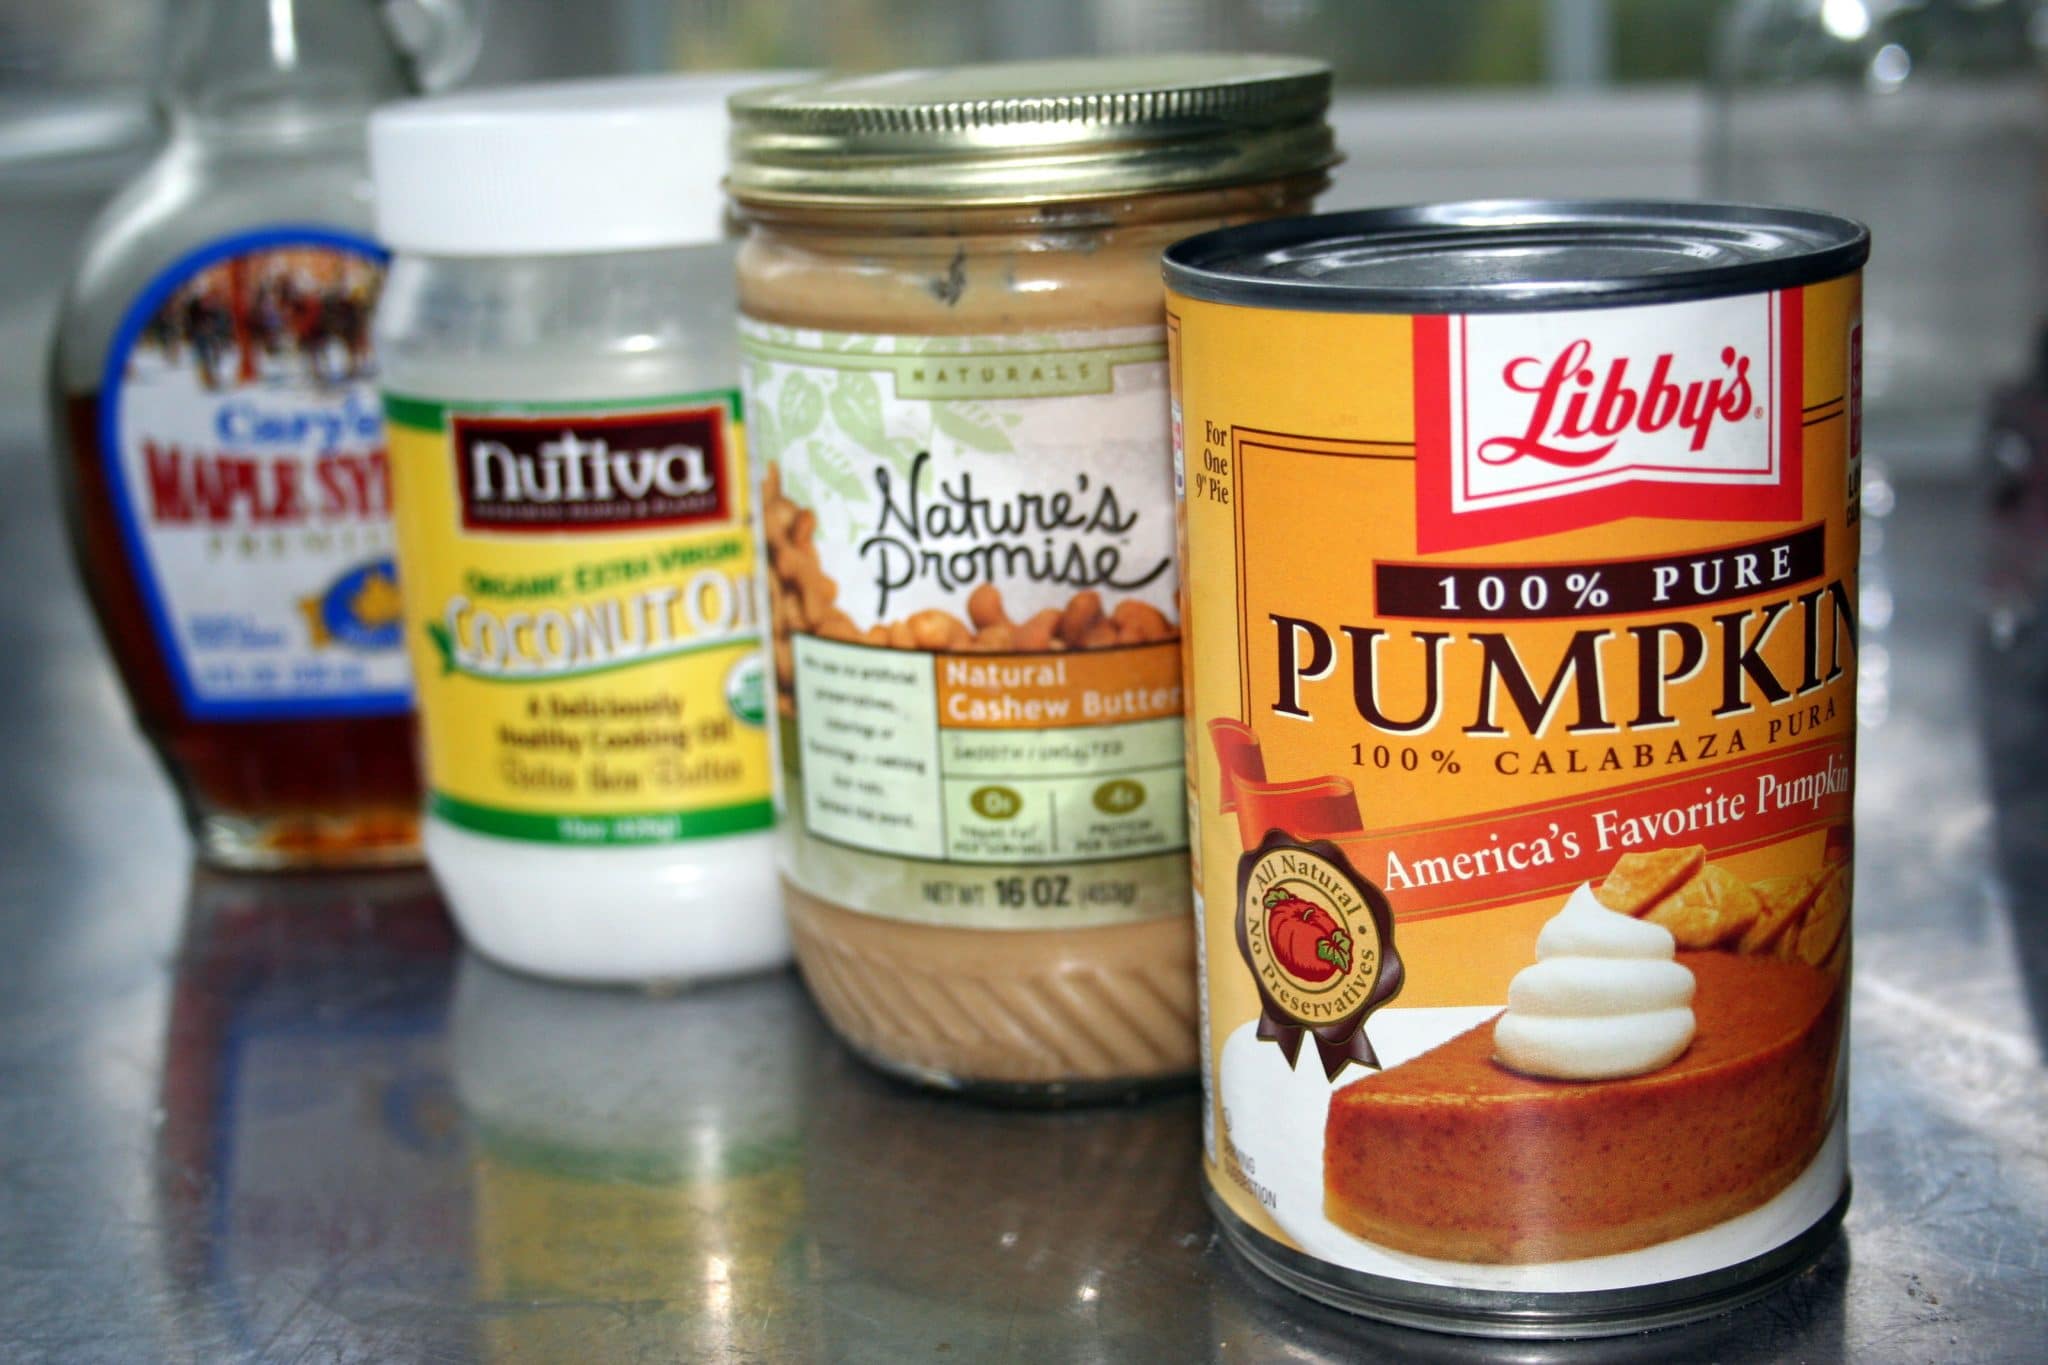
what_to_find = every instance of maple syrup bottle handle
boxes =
[162,0,459,132]
[380,0,487,94]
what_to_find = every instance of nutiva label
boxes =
[1417,292,1805,551]
[388,390,773,847]
[453,409,732,533]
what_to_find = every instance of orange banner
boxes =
[1211,720,1850,921]
[937,641,1182,730]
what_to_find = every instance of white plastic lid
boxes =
[369,72,803,256]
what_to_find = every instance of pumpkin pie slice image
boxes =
[1323,950,1841,1264]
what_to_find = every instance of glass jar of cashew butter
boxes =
[727,56,1334,1096]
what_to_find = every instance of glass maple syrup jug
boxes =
[49,0,476,869]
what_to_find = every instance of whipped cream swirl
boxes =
[1493,882,1697,1081]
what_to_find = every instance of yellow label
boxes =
[386,392,772,845]
[1173,276,1859,1290]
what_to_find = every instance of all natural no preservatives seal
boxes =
[1166,200,1868,1337]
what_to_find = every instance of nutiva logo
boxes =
[453,407,732,533]
[1415,291,1805,551]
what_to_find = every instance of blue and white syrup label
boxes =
[101,227,411,720]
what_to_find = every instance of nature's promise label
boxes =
[385,391,771,845]
[741,321,1188,929]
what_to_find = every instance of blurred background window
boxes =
[434,0,1727,87]
[623,0,1725,87]
[0,0,1742,171]
[3,0,2040,473]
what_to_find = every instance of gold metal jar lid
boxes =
[726,54,1335,208]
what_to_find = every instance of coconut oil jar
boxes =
[371,77,786,985]
[727,56,1335,1095]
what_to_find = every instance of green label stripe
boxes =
[737,335,1164,399]
[424,624,760,684]
[383,393,447,431]
[383,387,745,431]
[431,792,774,844]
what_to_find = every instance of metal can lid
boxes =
[727,54,1336,209]
[1163,200,1871,313]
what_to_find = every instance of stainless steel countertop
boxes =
[4,420,2045,1363]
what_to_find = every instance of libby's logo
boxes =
[1415,291,1805,552]
[1478,338,1755,469]
[453,407,731,533]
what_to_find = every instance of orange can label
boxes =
[1171,273,1859,1291]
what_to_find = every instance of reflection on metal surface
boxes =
[1207,1235,1850,1364]
[155,868,470,1359]
[797,1041,1208,1360]
[450,956,818,1361]
[4,430,2047,1358]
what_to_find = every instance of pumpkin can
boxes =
[1165,201,1868,1336]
